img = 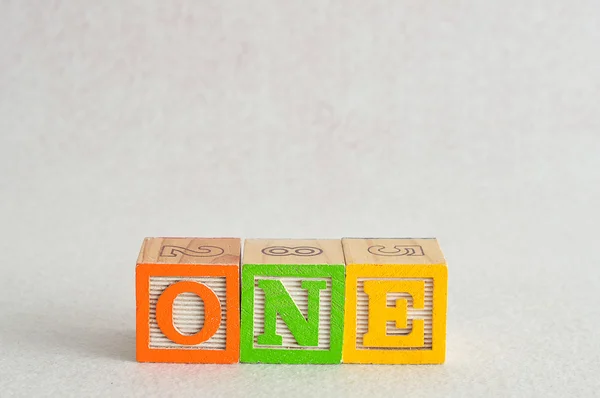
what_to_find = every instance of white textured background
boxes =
[1,1,599,397]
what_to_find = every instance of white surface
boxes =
[1,1,600,397]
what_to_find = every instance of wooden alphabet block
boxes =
[240,239,345,364]
[341,238,447,364]
[136,237,240,363]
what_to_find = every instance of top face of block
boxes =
[243,239,344,265]
[342,238,446,265]
[137,237,241,265]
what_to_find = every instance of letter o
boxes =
[156,281,222,345]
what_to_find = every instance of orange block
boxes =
[136,237,240,363]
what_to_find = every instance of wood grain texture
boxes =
[342,238,445,265]
[138,237,240,265]
[342,238,447,365]
[243,239,344,265]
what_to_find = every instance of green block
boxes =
[240,264,345,364]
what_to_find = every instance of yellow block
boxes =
[342,238,448,364]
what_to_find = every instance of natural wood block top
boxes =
[342,238,446,265]
[243,239,344,265]
[137,237,241,265]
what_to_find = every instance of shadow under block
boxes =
[136,237,241,363]
[341,238,447,364]
[240,239,345,364]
